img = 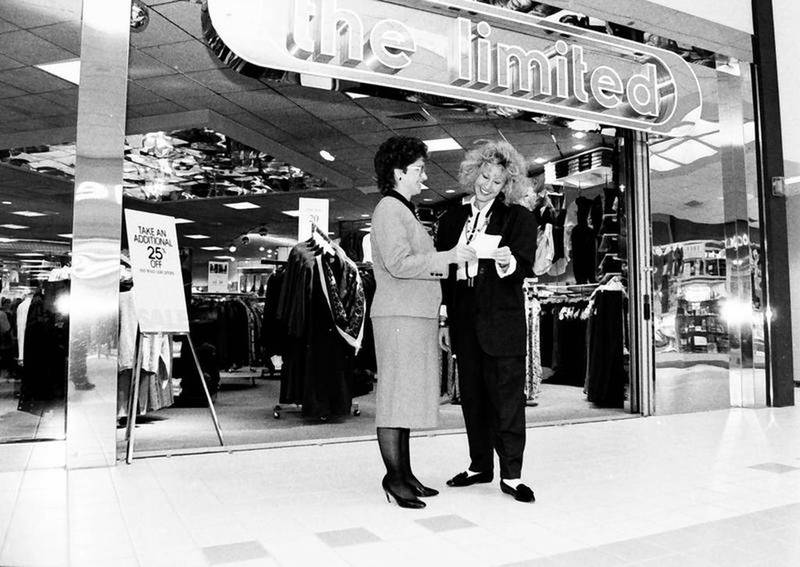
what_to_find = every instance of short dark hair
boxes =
[374,136,428,195]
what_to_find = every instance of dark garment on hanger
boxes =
[18,282,69,416]
[548,301,589,386]
[590,195,603,234]
[538,304,554,368]
[550,209,567,263]
[585,290,626,408]
[262,269,288,357]
[571,197,597,284]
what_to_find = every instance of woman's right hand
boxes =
[451,243,477,264]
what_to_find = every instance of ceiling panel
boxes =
[185,68,264,94]
[129,11,193,49]
[0,19,18,34]
[128,48,176,80]
[329,116,387,135]
[177,91,239,115]
[0,0,81,28]
[221,88,297,115]
[127,100,188,118]
[125,82,166,106]
[0,81,26,98]
[0,52,23,71]
[153,1,205,40]
[141,40,225,74]
[0,30,73,65]
[1,93,73,116]
[40,87,78,112]
[225,113,295,143]
[0,65,73,93]
[28,21,80,56]
[134,73,209,99]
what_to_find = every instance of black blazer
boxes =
[436,197,537,357]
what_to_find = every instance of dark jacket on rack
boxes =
[436,197,537,357]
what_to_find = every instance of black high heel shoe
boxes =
[408,480,439,498]
[382,476,426,509]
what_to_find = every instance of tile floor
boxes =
[1,406,800,566]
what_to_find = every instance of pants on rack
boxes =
[454,323,526,480]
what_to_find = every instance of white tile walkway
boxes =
[1,406,800,566]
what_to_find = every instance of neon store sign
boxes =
[207,0,703,135]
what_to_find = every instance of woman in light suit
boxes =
[370,136,476,509]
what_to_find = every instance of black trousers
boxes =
[452,292,526,479]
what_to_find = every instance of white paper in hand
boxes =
[472,233,502,259]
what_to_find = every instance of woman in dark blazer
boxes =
[370,136,476,509]
[436,140,538,503]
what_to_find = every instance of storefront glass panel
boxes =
[649,60,763,414]
[0,3,82,444]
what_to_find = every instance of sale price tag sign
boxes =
[124,209,190,333]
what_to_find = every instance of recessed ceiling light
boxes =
[174,218,195,224]
[259,246,265,251]
[445,189,456,194]
[201,246,224,251]
[36,58,80,85]
[423,198,432,202]
[361,214,370,218]
[58,233,73,239]
[1,201,11,205]
[533,157,547,164]
[224,201,260,210]
[573,144,586,150]
[423,137,462,152]
[184,234,210,239]
[12,211,47,217]
[0,224,28,230]
[345,92,370,99]
[15,253,44,257]
[282,210,301,218]
[319,150,336,162]
[572,132,587,139]
[0,237,17,243]
[228,246,237,253]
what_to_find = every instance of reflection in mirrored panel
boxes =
[649,61,763,415]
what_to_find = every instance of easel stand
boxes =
[125,332,224,464]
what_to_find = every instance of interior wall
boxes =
[787,194,800,385]
[773,0,800,386]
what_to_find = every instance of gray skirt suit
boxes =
[370,194,452,429]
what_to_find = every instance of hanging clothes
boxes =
[585,289,626,408]
[533,223,555,275]
[277,240,366,418]
[525,293,542,402]
[570,197,597,284]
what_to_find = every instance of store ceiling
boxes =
[0,0,757,269]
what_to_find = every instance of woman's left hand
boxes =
[493,246,512,268]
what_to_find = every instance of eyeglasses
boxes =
[407,164,426,175]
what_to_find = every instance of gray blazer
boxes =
[370,196,452,319]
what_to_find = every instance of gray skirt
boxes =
[372,316,441,429]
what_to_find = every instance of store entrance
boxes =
[101,84,642,455]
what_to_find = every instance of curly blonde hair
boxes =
[458,140,528,204]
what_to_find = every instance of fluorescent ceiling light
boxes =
[360,214,370,218]
[174,218,195,224]
[36,58,81,85]
[572,132,587,139]
[423,198,432,202]
[572,144,586,150]
[282,210,300,218]
[1,201,11,205]
[445,189,456,193]
[224,201,260,210]
[201,246,224,251]
[0,237,17,243]
[533,157,547,164]
[424,138,462,152]
[184,234,210,240]
[15,253,44,257]
[58,233,73,239]
[0,224,28,230]
[12,211,47,217]
[319,150,335,162]
[345,92,370,99]
[214,255,235,261]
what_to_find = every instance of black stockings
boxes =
[377,426,422,498]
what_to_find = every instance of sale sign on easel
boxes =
[124,209,190,333]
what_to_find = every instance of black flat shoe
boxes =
[500,480,535,503]
[382,477,425,509]
[446,470,493,487]
[409,482,439,498]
